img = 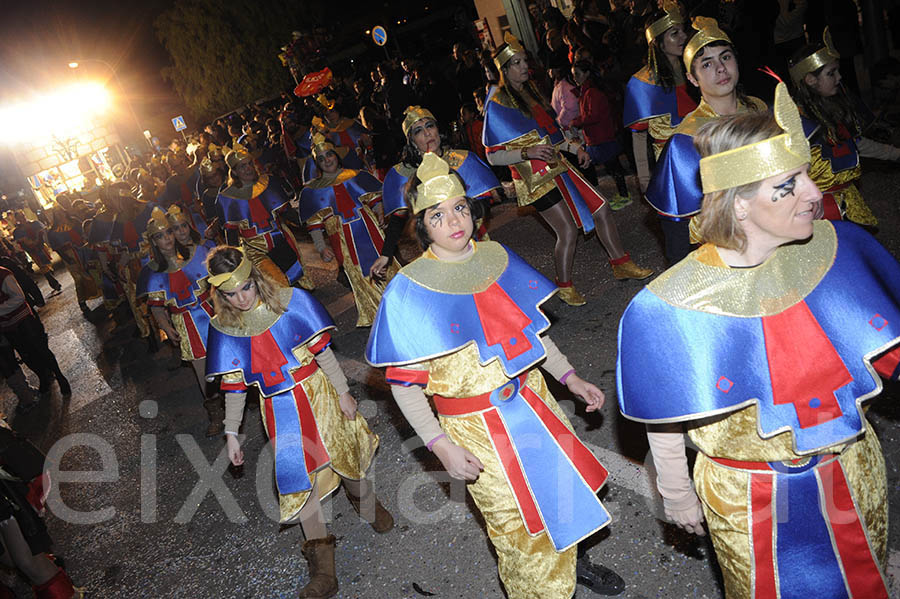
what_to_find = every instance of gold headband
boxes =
[646,0,685,44]
[413,152,467,214]
[208,253,253,291]
[493,32,526,70]
[166,205,190,226]
[311,132,336,160]
[145,206,170,238]
[225,142,251,169]
[401,106,436,138]
[699,82,810,194]
[789,28,839,83]
[683,16,732,71]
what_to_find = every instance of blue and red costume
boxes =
[618,221,900,597]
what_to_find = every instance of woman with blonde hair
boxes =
[205,246,391,599]
[618,82,900,597]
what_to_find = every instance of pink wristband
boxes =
[426,433,447,452]
[559,369,576,385]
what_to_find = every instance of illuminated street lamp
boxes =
[67,59,150,151]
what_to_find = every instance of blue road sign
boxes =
[172,116,187,132]
[372,26,387,47]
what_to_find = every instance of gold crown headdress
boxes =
[493,32,526,70]
[145,206,170,239]
[200,157,216,174]
[789,28,839,84]
[315,94,335,111]
[401,106,436,138]
[207,143,224,157]
[207,249,253,291]
[699,82,810,194]
[224,142,251,169]
[646,0,685,44]
[683,17,732,71]
[165,205,191,226]
[413,152,467,214]
[311,132,349,161]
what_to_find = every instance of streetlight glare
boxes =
[0,82,112,145]
[68,61,79,68]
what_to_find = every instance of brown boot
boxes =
[203,397,225,438]
[299,535,338,599]
[346,486,394,533]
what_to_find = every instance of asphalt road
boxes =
[5,154,900,598]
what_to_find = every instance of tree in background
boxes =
[155,0,327,121]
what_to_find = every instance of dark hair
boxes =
[690,41,757,113]
[149,236,191,273]
[498,61,554,119]
[404,175,483,249]
[400,129,450,169]
[644,11,684,92]
[788,44,862,144]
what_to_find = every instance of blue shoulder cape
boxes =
[299,170,382,223]
[645,132,702,218]
[215,175,290,234]
[205,288,335,397]
[136,240,215,307]
[483,94,565,148]
[617,221,900,454]
[366,242,557,377]
[624,76,691,129]
[382,151,500,216]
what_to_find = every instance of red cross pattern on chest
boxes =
[473,282,534,361]
[337,130,353,149]
[250,329,289,388]
[332,184,359,221]
[248,195,272,230]
[123,222,139,250]
[167,270,194,303]
[530,104,558,136]
[762,301,851,428]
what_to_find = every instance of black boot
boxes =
[576,556,625,596]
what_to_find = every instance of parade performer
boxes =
[0,420,84,598]
[646,17,766,264]
[158,150,201,211]
[205,246,392,599]
[624,1,697,190]
[367,153,624,598]
[373,106,500,278]
[789,28,900,226]
[80,218,122,313]
[299,97,372,183]
[618,83,900,598]
[214,145,313,290]
[484,33,651,307]
[45,204,100,316]
[88,185,159,351]
[299,134,396,327]
[11,212,61,294]
[137,207,222,437]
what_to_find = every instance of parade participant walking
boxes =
[214,145,313,290]
[137,207,222,437]
[624,1,697,191]
[299,134,395,327]
[373,106,500,278]
[299,96,372,183]
[11,212,61,294]
[45,204,100,316]
[646,17,765,264]
[205,246,392,599]
[367,153,624,598]
[618,84,900,598]
[789,29,900,226]
[484,33,651,307]
[88,184,160,351]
